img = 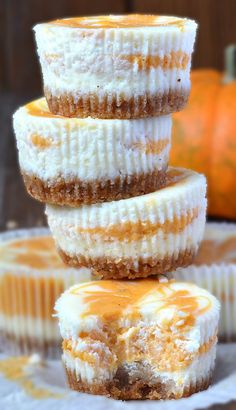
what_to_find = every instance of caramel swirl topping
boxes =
[50,15,187,29]
[70,280,212,328]
[0,236,65,269]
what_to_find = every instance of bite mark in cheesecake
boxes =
[55,280,220,399]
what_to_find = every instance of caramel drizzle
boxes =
[122,51,190,71]
[70,280,211,325]
[77,207,199,242]
[50,15,186,29]
[0,357,63,399]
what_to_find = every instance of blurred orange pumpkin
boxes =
[171,63,236,220]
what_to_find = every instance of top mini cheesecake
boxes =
[34,14,197,119]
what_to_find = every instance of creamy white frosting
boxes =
[34,16,197,97]
[13,98,171,182]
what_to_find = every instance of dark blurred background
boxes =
[1,0,236,231]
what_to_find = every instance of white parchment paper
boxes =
[1,344,236,410]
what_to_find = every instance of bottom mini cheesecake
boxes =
[55,279,220,400]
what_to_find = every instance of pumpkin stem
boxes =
[224,44,236,83]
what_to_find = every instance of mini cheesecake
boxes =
[46,167,207,279]
[175,222,236,342]
[34,14,197,119]
[55,280,220,400]
[13,98,171,205]
[0,229,91,358]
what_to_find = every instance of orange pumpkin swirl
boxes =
[50,15,187,29]
[70,280,212,330]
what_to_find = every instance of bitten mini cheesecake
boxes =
[34,14,197,119]
[55,280,220,400]
[13,98,171,205]
[0,228,91,358]
[46,167,207,279]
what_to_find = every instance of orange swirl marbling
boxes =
[122,51,190,71]
[70,280,212,328]
[0,236,65,269]
[77,207,199,242]
[49,15,186,29]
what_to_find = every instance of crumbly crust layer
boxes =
[22,170,167,206]
[0,332,60,359]
[65,366,212,400]
[45,90,189,119]
[59,248,195,279]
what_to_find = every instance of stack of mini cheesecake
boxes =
[13,15,220,401]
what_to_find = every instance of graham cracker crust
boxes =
[0,332,61,359]
[65,366,212,400]
[59,248,196,279]
[22,170,167,206]
[45,90,189,119]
